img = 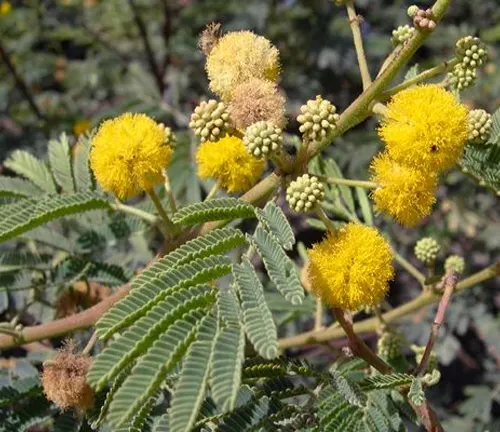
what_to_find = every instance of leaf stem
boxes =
[345,0,372,90]
[316,206,337,232]
[112,200,158,225]
[147,188,177,236]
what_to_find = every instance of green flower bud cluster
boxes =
[297,96,339,142]
[159,124,177,148]
[377,332,403,360]
[243,121,283,159]
[449,36,487,91]
[411,345,438,372]
[286,174,325,213]
[189,99,230,143]
[444,255,465,274]
[414,237,440,263]
[391,25,416,46]
[467,109,493,144]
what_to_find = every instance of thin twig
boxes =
[333,308,393,373]
[415,271,457,376]
[317,175,377,189]
[112,200,159,225]
[316,206,337,232]
[127,0,164,93]
[345,0,372,89]
[204,182,220,201]
[392,249,426,285]
[314,297,323,331]
[81,331,97,355]
[0,41,45,121]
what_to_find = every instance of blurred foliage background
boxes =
[0,0,499,430]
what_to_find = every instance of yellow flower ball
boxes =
[379,85,468,173]
[0,1,12,15]
[73,119,91,137]
[206,31,280,101]
[370,153,437,227]
[307,224,394,311]
[196,135,265,193]
[90,113,173,200]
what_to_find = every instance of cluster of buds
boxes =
[414,237,440,264]
[391,25,416,46]
[159,123,177,148]
[411,344,438,372]
[286,174,325,213]
[467,109,493,145]
[189,99,230,143]
[377,331,403,361]
[408,6,436,31]
[243,121,283,159]
[297,96,340,142]
[444,255,465,274]
[448,36,488,91]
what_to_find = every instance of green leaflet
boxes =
[130,228,245,291]
[408,378,425,407]
[329,369,367,407]
[73,135,93,191]
[255,202,295,250]
[356,186,374,226]
[128,392,158,432]
[0,192,110,244]
[210,322,245,411]
[216,286,241,326]
[48,133,75,193]
[359,373,414,391]
[172,197,256,225]
[169,314,218,432]
[0,176,42,198]
[107,309,206,428]
[88,284,216,391]
[250,226,304,306]
[96,255,232,339]
[4,150,57,193]
[232,259,278,360]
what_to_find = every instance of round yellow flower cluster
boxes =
[193,26,286,193]
[307,224,394,311]
[371,85,468,227]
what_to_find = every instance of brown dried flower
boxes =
[199,22,222,56]
[41,341,94,411]
[229,78,286,131]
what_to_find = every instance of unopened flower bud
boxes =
[243,121,283,159]
[297,96,339,142]
[456,36,488,69]
[414,237,440,263]
[286,174,325,213]
[444,255,465,274]
[189,99,230,143]
[448,63,477,90]
[391,25,416,46]
[413,8,436,31]
[159,123,177,148]
[407,5,419,18]
[467,109,493,144]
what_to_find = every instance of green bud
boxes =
[467,109,493,144]
[414,237,440,264]
[297,96,339,142]
[286,174,325,213]
[189,99,230,143]
[243,121,283,159]
[444,255,465,275]
[391,25,416,47]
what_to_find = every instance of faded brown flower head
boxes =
[199,22,222,56]
[41,341,94,411]
[229,78,286,130]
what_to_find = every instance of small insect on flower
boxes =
[307,224,394,311]
[378,85,468,173]
[196,135,265,193]
[90,113,174,200]
[370,152,437,227]
[206,30,280,101]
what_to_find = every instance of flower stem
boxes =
[381,58,459,98]
[81,331,97,356]
[112,200,158,225]
[162,170,177,213]
[205,182,220,201]
[316,206,337,232]
[147,189,177,236]
[345,0,372,90]
[392,249,426,286]
[314,297,323,331]
[318,175,377,189]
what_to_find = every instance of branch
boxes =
[279,262,499,349]
[345,0,371,90]
[0,41,45,121]
[415,271,457,375]
[333,308,392,373]
[127,0,164,94]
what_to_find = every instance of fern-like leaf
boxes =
[0,176,42,198]
[0,192,110,243]
[232,259,278,360]
[88,285,216,391]
[250,226,304,305]
[169,314,218,432]
[255,202,295,250]
[48,133,75,192]
[4,150,57,193]
[408,378,425,407]
[107,309,205,428]
[330,370,367,407]
[172,198,255,225]
[460,142,500,193]
[211,322,245,411]
[216,286,241,327]
[96,255,231,339]
[360,373,414,391]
